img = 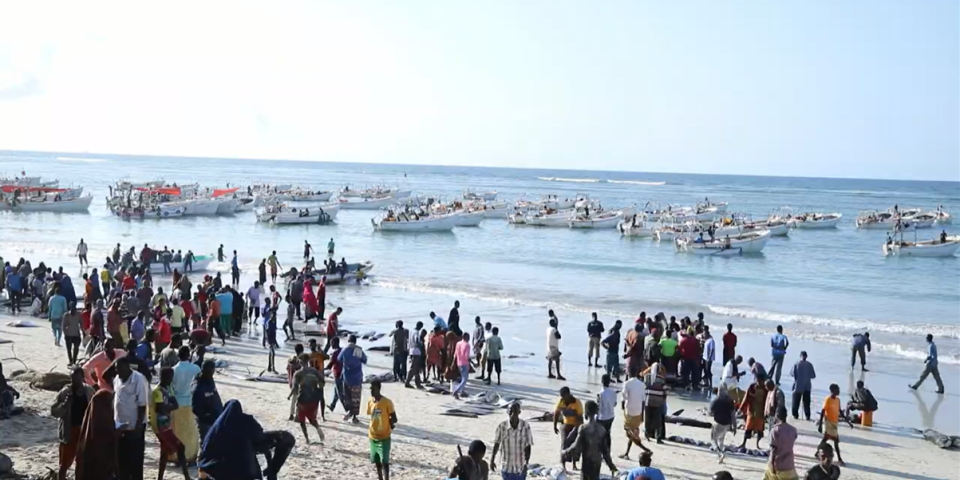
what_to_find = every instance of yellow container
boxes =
[860,410,874,427]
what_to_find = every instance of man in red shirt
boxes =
[679,329,702,390]
[324,307,342,353]
[722,323,738,367]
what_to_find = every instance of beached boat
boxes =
[676,230,771,255]
[292,261,374,284]
[339,195,400,210]
[790,212,842,229]
[372,212,459,232]
[453,210,485,227]
[568,210,623,229]
[883,235,960,257]
[0,195,94,213]
[148,254,215,273]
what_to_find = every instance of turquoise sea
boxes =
[1,150,958,433]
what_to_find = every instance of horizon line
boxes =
[0,148,957,184]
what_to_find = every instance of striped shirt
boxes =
[494,419,534,474]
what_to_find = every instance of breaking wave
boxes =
[537,177,666,186]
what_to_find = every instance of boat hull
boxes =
[679,230,771,254]
[568,214,623,229]
[883,239,960,257]
[793,215,842,229]
[0,195,93,212]
[148,255,214,273]
[214,198,239,215]
[373,214,458,232]
[339,197,397,210]
[454,211,484,227]
[617,221,654,238]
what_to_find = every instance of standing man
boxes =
[51,367,95,480]
[619,368,650,460]
[561,400,618,480]
[770,325,789,386]
[816,384,847,466]
[171,346,202,462]
[722,324,737,368]
[338,335,368,423]
[472,317,486,377]
[491,402,533,480]
[484,327,504,386]
[113,243,122,265]
[452,332,471,399]
[790,351,816,421]
[192,359,223,440]
[325,306,342,353]
[267,251,282,284]
[703,328,716,389]
[587,312,604,367]
[553,387,584,473]
[247,281,262,321]
[367,379,397,480]
[215,288,234,338]
[217,244,224,263]
[327,238,335,257]
[76,239,88,268]
[230,250,240,287]
[596,374,617,451]
[448,300,461,336]
[765,408,798,480]
[290,353,325,444]
[910,334,945,394]
[113,357,150,480]
[48,285,67,347]
[850,332,871,371]
[389,320,409,383]
[546,317,565,381]
[303,240,313,261]
[405,322,425,389]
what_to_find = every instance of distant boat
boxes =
[883,235,960,257]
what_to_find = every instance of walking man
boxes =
[619,368,651,460]
[790,351,816,421]
[850,332,871,372]
[765,408,798,480]
[546,317,566,380]
[77,239,88,268]
[709,386,736,464]
[703,328,716,388]
[491,402,534,480]
[770,325,789,385]
[367,379,397,480]
[910,334,944,394]
[452,332,471,399]
[561,400,618,480]
[113,357,149,480]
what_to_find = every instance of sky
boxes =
[0,1,957,180]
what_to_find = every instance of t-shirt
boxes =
[455,340,471,366]
[391,328,409,354]
[247,287,261,305]
[308,351,327,373]
[432,315,447,330]
[114,370,150,427]
[554,398,583,425]
[100,269,111,283]
[485,335,504,361]
[722,360,740,388]
[791,360,816,392]
[822,396,840,423]
[597,387,617,421]
[367,396,395,440]
[267,255,279,269]
[546,327,560,352]
[48,294,67,322]
[659,337,678,357]
[295,367,323,403]
[626,466,665,480]
[172,361,201,407]
[709,394,736,425]
[722,332,737,357]
[587,320,604,338]
[806,464,841,480]
[215,293,233,315]
[169,306,185,329]
[621,378,646,416]
[769,422,798,471]
[149,385,175,431]
[771,333,789,356]
[338,345,367,386]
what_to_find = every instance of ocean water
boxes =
[1,151,959,432]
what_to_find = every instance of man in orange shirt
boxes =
[816,383,849,466]
[207,296,225,346]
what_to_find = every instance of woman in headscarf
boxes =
[301,278,318,321]
[75,389,118,480]
[737,376,767,450]
[200,400,294,480]
[641,362,667,442]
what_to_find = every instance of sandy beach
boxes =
[1,311,957,480]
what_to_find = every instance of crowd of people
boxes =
[0,238,948,480]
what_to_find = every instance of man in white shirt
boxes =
[722,355,744,398]
[619,369,651,459]
[597,374,618,451]
[113,357,149,480]
[546,317,565,380]
[703,329,717,388]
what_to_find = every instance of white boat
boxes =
[463,190,498,202]
[712,216,790,237]
[340,186,411,199]
[479,201,510,218]
[524,209,574,227]
[147,204,186,218]
[148,254,215,273]
[902,212,937,229]
[791,212,843,229]
[617,215,655,238]
[172,198,221,216]
[541,194,586,211]
[453,210,485,227]
[0,195,94,212]
[214,197,239,215]
[234,197,256,212]
[699,199,729,214]
[257,203,339,224]
[287,191,334,202]
[677,230,771,255]
[338,195,399,210]
[883,235,960,257]
[935,208,952,225]
[856,211,918,230]
[372,212,459,232]
[568,211,623,229]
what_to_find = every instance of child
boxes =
[817,383,849,466]
[150,367,192,480]
[283,293,296,341]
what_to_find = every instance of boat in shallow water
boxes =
[372,212,459,232]
[676,230,771,255]
[883,234,960,257]
[0,195,93,213]
[790,212,842,229]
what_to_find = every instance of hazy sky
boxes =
[1,1,957,180]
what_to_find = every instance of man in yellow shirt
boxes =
[816,383,847,466]
[553,386,584,472]
[367,379,398,480]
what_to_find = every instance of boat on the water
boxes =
[617,214,655,237]
[0,195,94,213]
[478,201,510,218]
[676,230,771,255]
[256,203,339,224]
[463,190,498,202]
[524,209,574,227]
[935,207,952,225]
[340,185,411,199]
[453,210,484,227]
[902,212,937,229]
[339,195,400,210]
[790,212,842,229]
[856,210,921,230]
[372,211,459,232]
[883,234,960,257]
[568,210,623,229]
[147,254,215,273]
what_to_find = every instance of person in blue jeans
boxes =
[770,325,790,386]
[48,286,68,347]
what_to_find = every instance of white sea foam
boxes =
[537,176,602,183]
[56,156,109,163]
[706,305,960,340]
[606,180,666,186]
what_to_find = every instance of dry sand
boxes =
[0,314,957,480]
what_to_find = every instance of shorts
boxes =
[623,413,643,437]
[487,359,502,374]
[156,427,183,455]
[824,419,839,440]
[588,337,601,357]
[546,347,561,360]
[369,438,391,464]
[297,401,319,423]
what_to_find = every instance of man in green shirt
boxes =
[484,327,504,385]
[659,331,679,377]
